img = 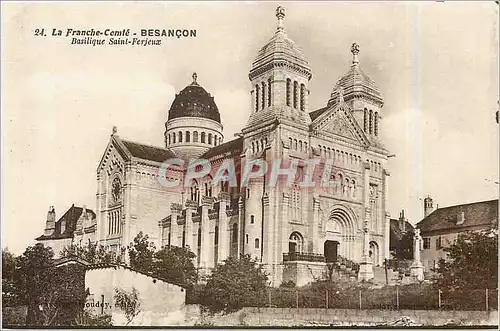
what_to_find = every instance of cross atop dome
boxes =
[351,42,360,66]
[191,72,198,85]
[276,6,286,32]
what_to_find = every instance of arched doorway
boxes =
[325,206,358,260]
[324,240,339,263]
[369,241,380,266]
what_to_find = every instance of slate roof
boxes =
[168,80,221,123]
[36,205,96,241]
[308,106,329,121]
[417,199,498,234]
[121,139,177,163]
[201,137,243,159]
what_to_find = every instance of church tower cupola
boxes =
[329,43,383,142]
[245,6,312,128]
[164,73,224,159]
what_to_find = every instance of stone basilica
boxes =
[37,7,391,286]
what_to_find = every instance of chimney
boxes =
[456,211,465,225]
[398,209,406,233]
[424,196,434,218]
[44,206,56,236]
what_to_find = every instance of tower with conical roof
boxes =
[329,43,384,143]
[245,6,312,128]
[164,73,224,159]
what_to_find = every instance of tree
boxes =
[434,228,498,291]
[15,244,87,326]
[114,288,141,325]
[152,245,197,286]
[2,248,21,306]
[394,230,414,261]
[200,254,268,315]
[128,232,156,272]
[60,242,117,264]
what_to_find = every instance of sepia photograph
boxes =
[1,1,499,328]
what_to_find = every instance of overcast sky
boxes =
[2,2,499,254]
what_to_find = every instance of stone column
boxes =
[200,197,212,269]
[238,196,244,256]
[359,162,374,281]
[218,193,230,261]
[382,169,391,260]
[170,203,182,246]
[311,196,320,254]
[358,214,374,281]
[185,200,197,252]
[281,193,291,258]
[410,229,425,281]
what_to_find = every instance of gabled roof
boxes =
[417,199,498,234]
[121,139,177,163]
[200,137,243,159]
[36,205,96,241]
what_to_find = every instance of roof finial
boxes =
[351,42,360,66]
[276,6,286,32]
[112,126,117,136]
[192,72,198,85]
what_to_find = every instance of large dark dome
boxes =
[168,74,221,123]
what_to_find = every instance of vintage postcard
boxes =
[1,1,499,328]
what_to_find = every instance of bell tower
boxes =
[245,6,312,128]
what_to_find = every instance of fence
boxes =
[262,285,498,311]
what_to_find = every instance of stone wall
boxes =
[184,305,498,327]
[85,265,186,326]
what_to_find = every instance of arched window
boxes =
[214,136,218,146]
[193,131,199,142]
[204,182,209,196]
[178,131,183,143]
[201,132,206,143]
[190,180,199,202]
[351,179,356,198]
[374,112,379,136]
[267,78,272,107]
[250,215,255,224]
[289,232,303,254]
[255,85,260,112]
[300,84,305,111]
[252,142,255,154]
[255,238,260,249]
[289,137,293,150]
[369,109,373,134]
[208,133,212,145]
[299,141,303,152]
[246,188,250,199]
[185,131,191,142]
[293,139,297,150]
[173,133,176,143]
[286,79,291,106]
[293,81,298,108]
[246,234,249,244]
[364,108,368,132]
[261,82,266,109]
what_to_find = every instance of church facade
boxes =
[38,7,391,286]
